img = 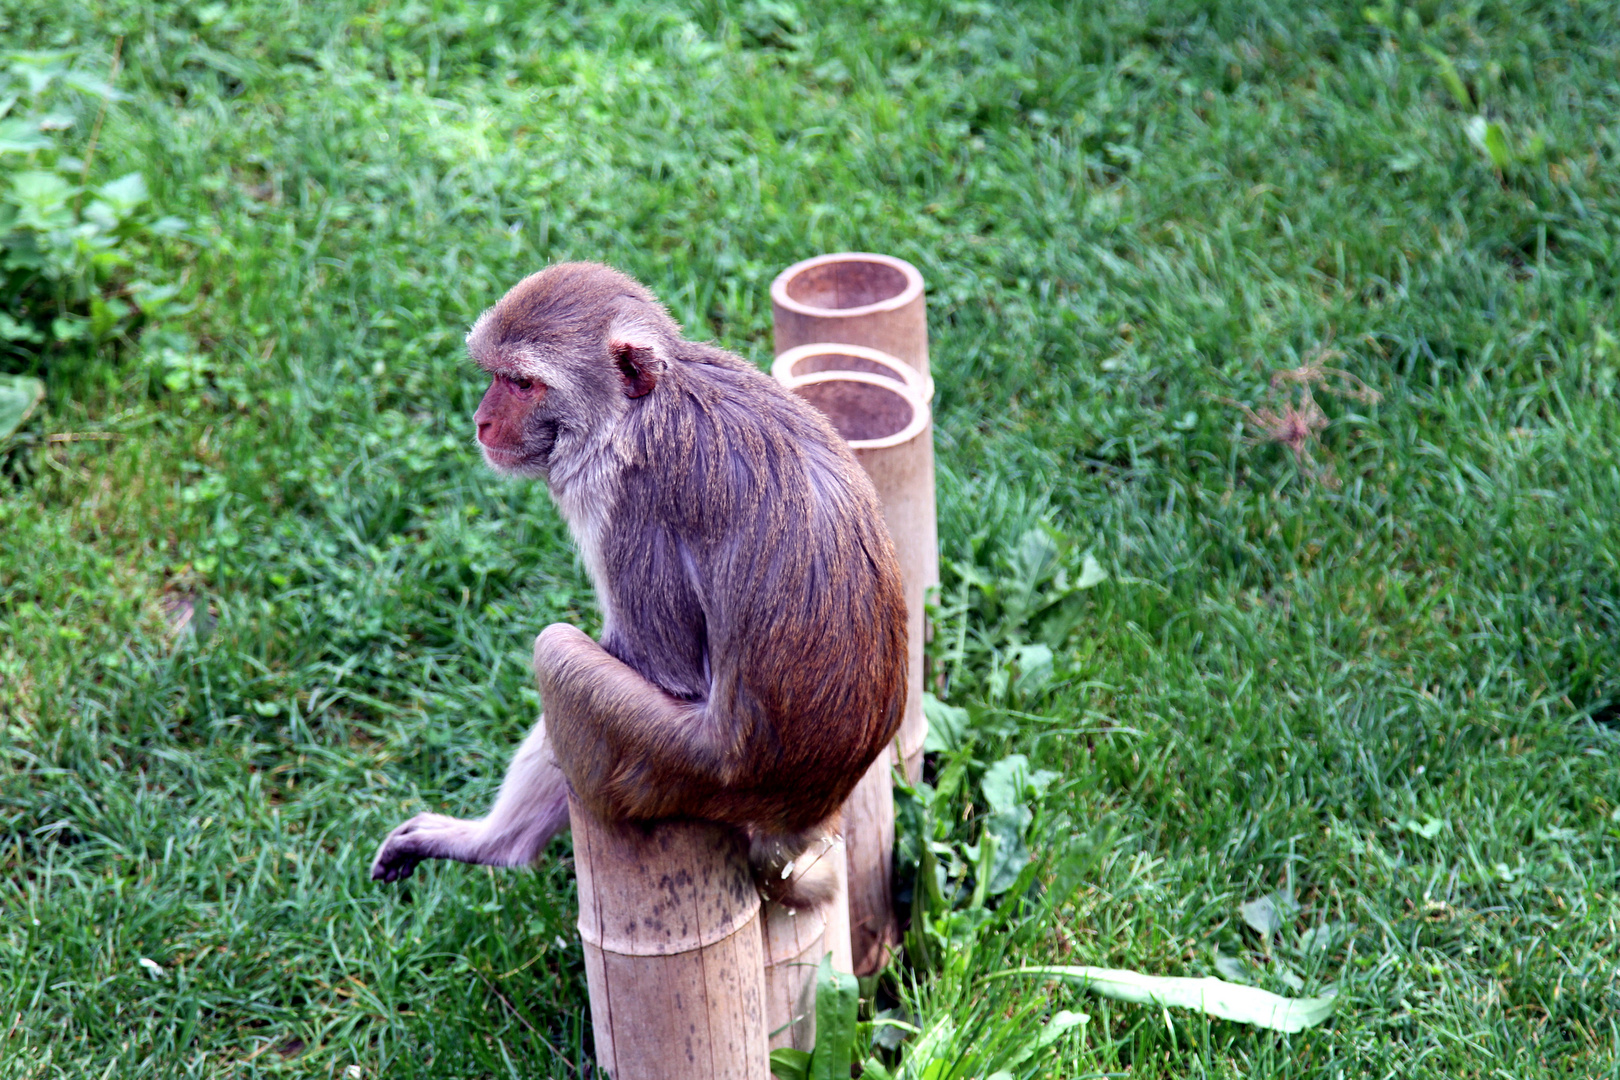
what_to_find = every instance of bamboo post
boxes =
[780,371,934,972]
[777,366,934,785]
[760,815,849,1051]
[838,746,897,976]
[769,254,937,771]
[770,253,930,377]
[569,791,769,1079]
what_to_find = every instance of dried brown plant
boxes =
[1214,339,1383,489]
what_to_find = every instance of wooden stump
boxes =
[570,792,769,1080]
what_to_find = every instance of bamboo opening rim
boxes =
[784,371,929,450]
[770,252,925,320]
[772,342,935,402]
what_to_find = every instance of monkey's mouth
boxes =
[482,446,540,472]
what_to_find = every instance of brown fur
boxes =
[371,263,907,902]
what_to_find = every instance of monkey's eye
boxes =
[506,375,537,393]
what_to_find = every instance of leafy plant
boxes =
[0,50,187,372]
[931,523,1106,706]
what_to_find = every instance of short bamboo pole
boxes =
[839,745,897,976]
[760,815,849,1051]
[770,253,930,377]
[569,791,769,1080]
[781,371,934,972]
[779,368,934,785]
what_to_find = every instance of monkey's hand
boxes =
[533,623,719,823]
[370,812,477,883]
[371,715,571,883]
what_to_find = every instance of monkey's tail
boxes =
[749,824,842,909]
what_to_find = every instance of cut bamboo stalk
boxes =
[770,252,929,377]
[772,341,934,403]
[770,252,937,596]
[839,745,897,976]
[781,371,933,786]
[761,814,848,1051]
[570,791,769,1080]
[782,371,934,973]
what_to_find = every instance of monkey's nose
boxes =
[476,422,492,443]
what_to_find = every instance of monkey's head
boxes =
[465,262,680,479]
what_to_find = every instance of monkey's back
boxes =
[598,343,908,832]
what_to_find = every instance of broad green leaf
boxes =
[1400,816,1444,839]
[0,117,50,153]
[0,312,44,344]
[993,966,1337,1033]
[1077,552,1107,588]
[769,1048,810,1080]
[807,953,858,1080]
[0,374,46,442]
[922,693,969,752]
[981,755,1030,813]
[1012,642,1053,695]
[1012,526,1063,587]
[8,170,76,229]
[1240,890,1299,939]
[982,806,1030,895]
[97,172,150,217]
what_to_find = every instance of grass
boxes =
[2,0,1619,1075]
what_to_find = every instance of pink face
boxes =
[474,374,547,468]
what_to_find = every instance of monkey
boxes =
[369,262,907,905]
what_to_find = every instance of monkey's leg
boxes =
[370,716,571,883]
[533,623,742,823]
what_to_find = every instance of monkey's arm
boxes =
[534,623,740,823]
[370,716,571,882]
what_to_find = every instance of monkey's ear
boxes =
[610,339,660,399]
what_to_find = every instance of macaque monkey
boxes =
[370,262,907,903]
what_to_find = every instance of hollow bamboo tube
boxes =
[760,815,849,1051]
[770,253,930,377]
[772,341,934,404]
[569,791,769,1080]
[781,371,933,786]
[771,340,940,658]
[782,371,934,972]
[770,253,938,597]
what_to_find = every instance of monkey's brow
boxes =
[469,351,511,375]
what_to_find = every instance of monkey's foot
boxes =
[370,812,478,883]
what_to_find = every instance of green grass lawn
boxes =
[3,0,1618,1076]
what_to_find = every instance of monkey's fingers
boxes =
[370,812,473,883]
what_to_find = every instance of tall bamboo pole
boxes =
[770,253,929,377]
[769,255,938,775]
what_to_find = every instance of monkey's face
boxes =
[464,262,677,480]
[473,372,558,477]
